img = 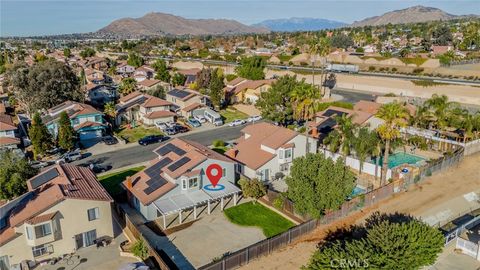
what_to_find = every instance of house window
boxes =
[222,168,226,177]
[285,149,292,158]
[32,244,51,257]
[72,118,80,125]
[94,115,102,122]
[87,207,100,221]
[182,179,187,190]
[34,223,52,238]
[0,255,9,270]
[26,226,33,240]
[188,177,198,188]
[279,149,284,159]
[280,164,289,172]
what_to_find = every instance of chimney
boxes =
[126,177,133,189]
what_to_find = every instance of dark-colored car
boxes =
[89,164,112,173]
[165,125,189,135]
[138,135,166,146]
[103,136,118,145]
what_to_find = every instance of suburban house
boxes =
[115,91,176,126]
[42,101,107,141]
[177,68,201,87]
[225,122,317,188]
[80,57,108,71]
[0,164,114,269]
[0,113,20,150]
[134,65,156,82]
[137,79,164,92]
[115,63,136,75]
[223,78,276,104]
[165,88,210,116]
[85,84,118,107]
[84,68,106,85]
[309,105,383,142]
[123,138,240,228]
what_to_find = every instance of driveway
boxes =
[167,199,265,268]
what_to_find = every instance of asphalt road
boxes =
[74,124,246,170]
[332,87,377,104]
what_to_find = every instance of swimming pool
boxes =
[372,152,426,169]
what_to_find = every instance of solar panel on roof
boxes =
[30,168,60,189]
[144,157,172,178]
[168,89,191,99]
[323,109,347,117]
[167,157,191,171]
[143,186,156,195]
[155,143,186,156]
[143,176,168,195]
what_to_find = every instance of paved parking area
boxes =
[430,243,480,270]
[167,199,265,268]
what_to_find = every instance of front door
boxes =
[74,233,83,250]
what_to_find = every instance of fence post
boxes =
[222,258,226,270]
[288,229,291,244]
[246,246,249,264]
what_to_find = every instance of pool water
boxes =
[351,186,366,197]
[373,152,426,169]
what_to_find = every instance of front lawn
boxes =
[98,166,145,196]
[220,108,249,123]
[224,202,295,237]
[115,126,163,143]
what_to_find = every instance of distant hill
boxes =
[254,17,346,32]
[97,12,270,37]
[351,5,478,27]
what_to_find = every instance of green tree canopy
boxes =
[79,47,96,59]
[152,59,171,82]
[0,151,39,199]
[171,72,187,86]
[148,85,166,99]
[331,34,354,49]
[119,77,137,95]
[255,75,296,125]
[63,48,71,58]
[304,212,444,270]
[208,68,224,108]
[238,178,266,203]
[235,56,266,80]
[6,59,82,114]
[57,111,76,150]
[28,113,53,159]
[285,153,355,218]
[127,52,144,68]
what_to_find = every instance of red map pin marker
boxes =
[206,164,222,187]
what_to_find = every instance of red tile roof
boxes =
[0,114,16,131]
[26,211,58,225]
[144,111,176,119]
[74,121,106,131]
[0,137,20,146]
[181,102,204,112]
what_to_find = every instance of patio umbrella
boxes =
[118,262,149,270]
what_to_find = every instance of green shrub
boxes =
[273,197,284,210]
[226,74,238,82]
[414,175,421,183]
[426,169,432,177]
[212,139,225,147]
[413,68,424,74]
[391,67,397,72]
[368,66,376,71]
[131,239,149,260]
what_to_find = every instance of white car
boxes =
[247,115,262,122]
[56,149,82,164]
[165,121,176,128]
[228,119,246,127]
[194,115,207,123]
[155,121,168,131]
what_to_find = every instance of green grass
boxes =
[98,167,145,196]
[277,54,294,62]
[400,57,428,66]
[115,126,163,143]
[411,80,449,87]
[219,108,249,123]
[224,202,295,237]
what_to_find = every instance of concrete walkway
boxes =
[120,203,195,270]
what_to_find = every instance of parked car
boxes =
[174,125,189,133]
[228,119,246,127]
[155,121,168,131]
[186,118,201,128]
[138,135,166,146]
[30,160,53,169]
[194,115,207,123]
[247,115,262,122]
[102,136,118,145]
[56,149,82,164]
[86,163,112,173]
[165,121,176,128]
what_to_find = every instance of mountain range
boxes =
[97,12,269,38]
[351,5,478,27]
[96,6,479,38]
[253,18,346,32]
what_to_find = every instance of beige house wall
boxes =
[0,199,113,267]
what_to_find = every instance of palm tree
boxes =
[308,37,331,98]
[324,114,358,158]
[104,102,117,127]
[423,94,457,130]
[353,127,378,175]
[376,102,409,185]
[290,82,319,121]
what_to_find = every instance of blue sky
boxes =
[1,0,479,37]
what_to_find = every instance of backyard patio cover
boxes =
[152,181,241,215]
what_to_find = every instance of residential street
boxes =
[74,124,246,169]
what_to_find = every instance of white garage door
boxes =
[79,130,102,140]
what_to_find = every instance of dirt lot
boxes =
[240,153,480,270]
